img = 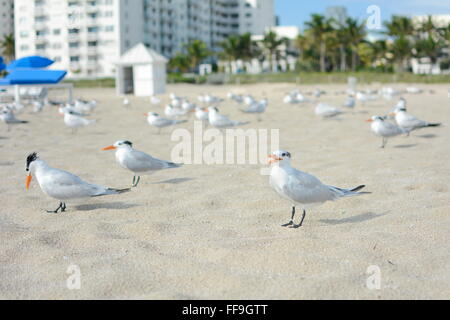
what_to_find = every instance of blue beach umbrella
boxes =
[7,56,54,70]
[0,57,6,71]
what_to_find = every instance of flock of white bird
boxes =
[1,84,444,227]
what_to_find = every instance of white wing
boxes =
[397,113,428,129]
[122,150,178,173]
[39,168,115,200]
[283,169,338,204]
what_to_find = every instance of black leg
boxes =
[47,202,63,214]
[132,176,141,187]
[282,206,296,227]
[291,210,307,228]
[61,203,67,212]
[291,210,306,229]
[381,138,387,148]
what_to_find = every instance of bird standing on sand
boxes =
[165,104,186,118]
[25,153,130,213]
[228,93,244,104]
[366,116,406,148]
[150,96,161,105]
[145,112,187,134]
[102,141,182,187]
[62,109,96,133]
[268,150,369,228]
[390,107,441,135]
[343,96,355,109]
[195,107,209,126]
[241,99,268,121]
[315,103,343,118]
[208,107,249,129]
[0,107,28,131]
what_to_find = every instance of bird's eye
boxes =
[282,153,286,157]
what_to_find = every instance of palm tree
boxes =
[294,33,317,71]
[415,36,443,74]
[326,29,344,72]
[304,14,334,72]
[169,52,190,73]
[391,36,413,73]
[219,35,241,72]
[371,39,390,70]
[184,40,211,73]
[343,18,367,71]
[419,15,437,38]
[0,34,15,62]
[238,33,258,62]
[384,16,415,37]
[334,26,350,72]
[261,30,287,72]
[439,23,450,45]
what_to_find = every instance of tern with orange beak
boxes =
[25,153,130,213]
[390,106,441,135]
[145,112,187,134]
[102,141,182,187]
[268,150,369,228]
[366,116,406,148]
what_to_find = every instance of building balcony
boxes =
[68,34,80,41]
[34,7,47,16]
[86,6,99,14]
[86,61,99,68]
[86,47,98,54]
[86,34,99,41]
[34,22,48,31]
[85,18,98,26]
[35,49,47,56]
[35,37,48,44]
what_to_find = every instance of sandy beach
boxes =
[0,83,449,299]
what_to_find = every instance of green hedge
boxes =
[61,71,450,88]
[226,72,450,84]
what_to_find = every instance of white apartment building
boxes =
[411,15,450,74]
[0,0,14,58]
[14,0,275,79]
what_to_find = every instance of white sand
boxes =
[0,83,449,299]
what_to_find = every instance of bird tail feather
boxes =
[330,185,371,198]
[92,188,131,197]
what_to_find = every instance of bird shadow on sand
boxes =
[417,134,437,139]
[153,178,195,185]
[75,202,140,211]
[320,212,386,225]
[394,144,417,149]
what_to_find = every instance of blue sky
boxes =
[275,0,450,29]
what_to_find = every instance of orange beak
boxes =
[268,154,282,165]
[144,113,149,116]
[102,145,116,151]
[25,174,32,190]
[388,112,396,117]
[365,119,374,123]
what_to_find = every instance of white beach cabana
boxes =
[115,43,168,97]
